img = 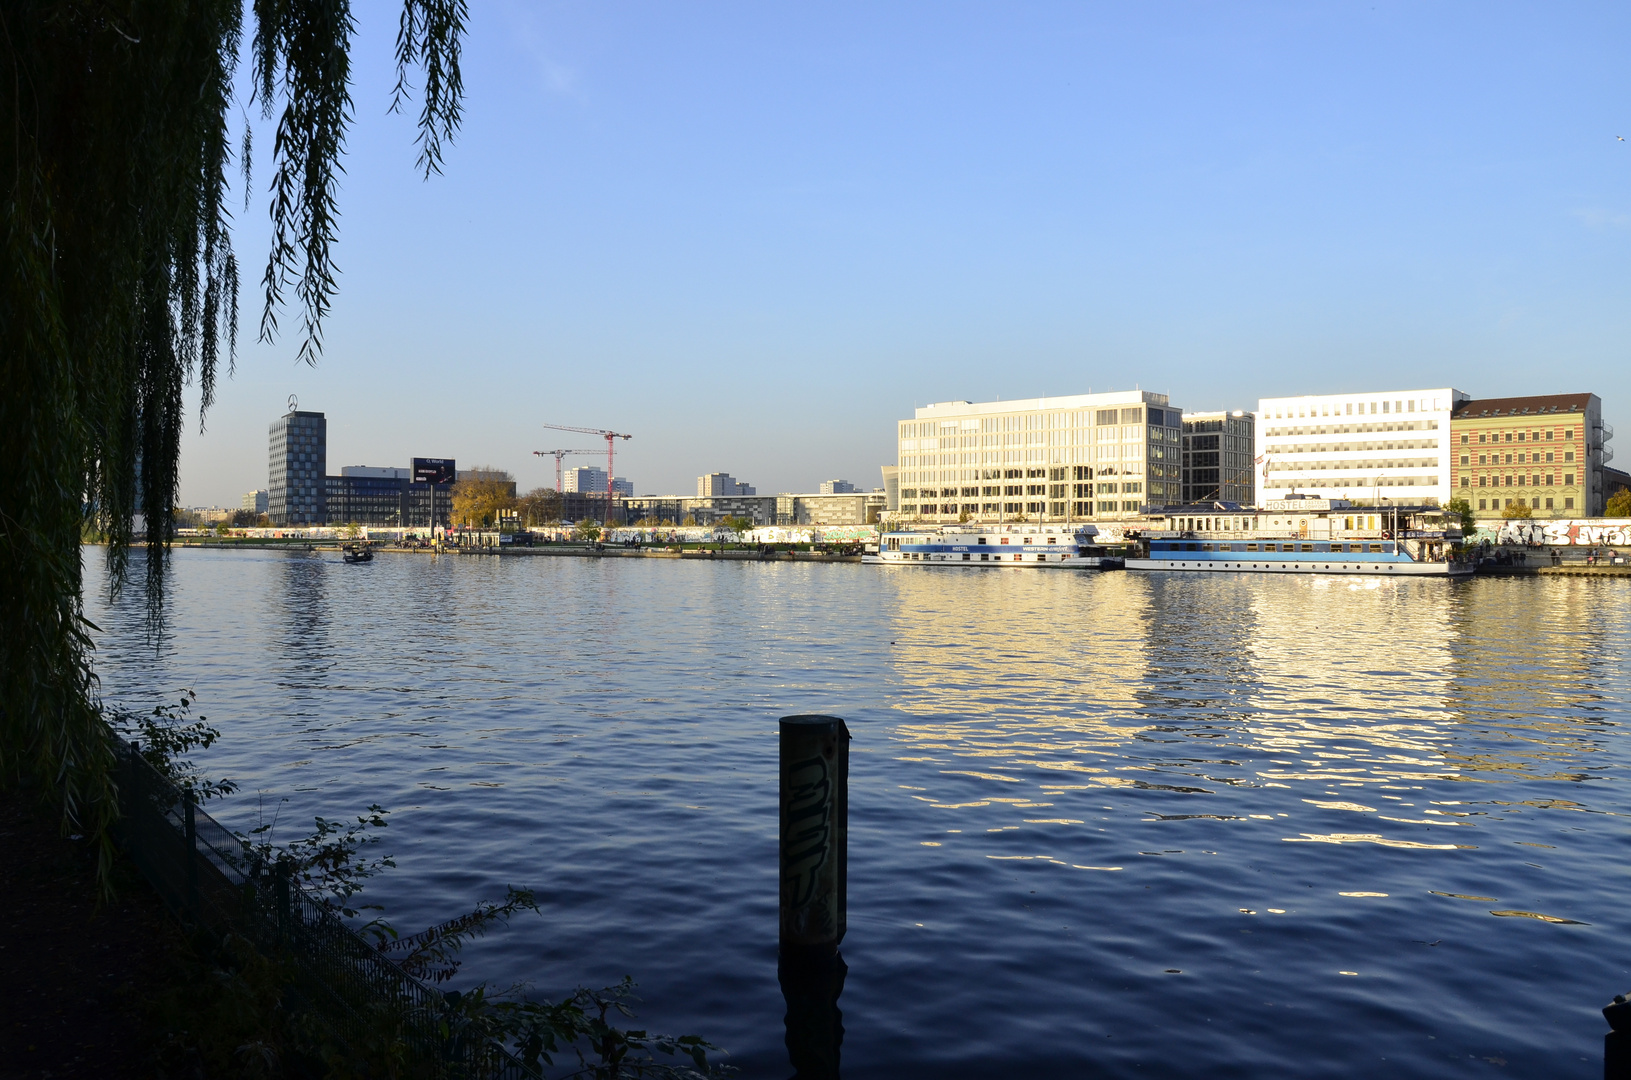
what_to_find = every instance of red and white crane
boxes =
[540,423,633,520]
[531,448,601,493]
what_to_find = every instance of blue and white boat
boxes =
[1125,498,1473,577]
[866,524,1123,569]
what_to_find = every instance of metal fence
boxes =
[115,739,539,1079]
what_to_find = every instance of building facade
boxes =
[321,465,454,527]
[623,494,777,526]
[774,491,886,526]
[269,410,328,525]
[1181,411,1255,505]
[818,479,857,494]
[893,390,1182,523]
[242,490,268,514]
[697,472,755,497]
[1450,393,1609,518]
[1254,388,1467,507]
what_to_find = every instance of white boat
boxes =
[1124,498,1474,577]
[866,524,1123,569]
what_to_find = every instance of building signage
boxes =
[412,457,455,485]
[1487,519,1631,546]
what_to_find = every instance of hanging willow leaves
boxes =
[0,0,467,876]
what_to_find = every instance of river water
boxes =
[84,548,1631,1078]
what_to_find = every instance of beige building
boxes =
[893,390,1182,523]
[775,491,886,526]
[1450,393,1610,518]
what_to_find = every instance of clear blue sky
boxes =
[183,0,1631,504]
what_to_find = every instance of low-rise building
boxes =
[697,472,756,496]
[242,489,268,514]
[1450,393,1611,518]
[818,479,857,494]
[774,491,887,526]
[1180,411,1255,505]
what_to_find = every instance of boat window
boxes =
[1232,543,1247,552]
[1000,537,1010,544]
[1025,538,1033,544]
[1314,543,1329,552]
[980,553,988,561]
[963,553,971,561]
[1246,544,1258,552]
[1201,543,1215,551]
[977,537,986,544]
[1299,544,1314,552]
[1047,537,1057,544]
[1184,542,1200,551]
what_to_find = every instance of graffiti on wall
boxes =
[1479,519,1631,546]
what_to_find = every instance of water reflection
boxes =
[781,948,846,1080]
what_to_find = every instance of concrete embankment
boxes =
[453,546,862,563]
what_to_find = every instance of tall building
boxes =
[1254,388,1467,507]
[564,466,632,496]
[697,472,755,496]
[819,479,857,494]
[1450,393,1610,518]
[893,390,1182,523]
[326,466,411,526]
[1181,411,1255,505]
[242,490,268,514]
[268,409,327,525]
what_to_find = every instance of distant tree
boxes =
[575,519,602,542]
[720,515,755,538]
[451,467,518,526]
[958,509,971,524]
[1445,497,1477,533]
[1607,487,1631,518]
[518,487,563,528]
[681,515,699,527]
[1507,500,1533,520]
[229,509,259,528]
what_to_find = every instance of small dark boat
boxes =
[342,542,374,564]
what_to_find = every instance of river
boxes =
[83,547,1631,1078]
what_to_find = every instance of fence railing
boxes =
[115,739,539,1079]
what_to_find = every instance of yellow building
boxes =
[1450,393,1607,518]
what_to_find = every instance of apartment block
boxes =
[268,409,327,525]
[1255,389,1468,507]
[1450,393,1610,518]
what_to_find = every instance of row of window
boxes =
[1267,398,1436,419]
[1478,497,1572,511]
[1166,542,1393,553]
[1461,474,1574,488]
[1459,429,1574,444]
[1461,451,1573,465]
[899,501,1140,515]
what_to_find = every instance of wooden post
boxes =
[779,715,849,952]
[779,714,849,1080]
[1607,994,1631,1079]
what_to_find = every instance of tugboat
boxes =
[341,541,374,564]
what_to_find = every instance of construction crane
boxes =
[532,449,601,493]
[540,423,633,522]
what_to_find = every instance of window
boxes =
[1545,451,1554,463]
[1505,432,1513,442]
[1566,498,1575,509]
[1564,451,1575,462]
[1479,433,1487,444]
[1564,473,1575,486]
[1460,477,1469,487]
[1478,454,1487,464]
[1478,476,1486,487]
[1460,434,1468,444]
[1545,498,1554,509]
[1478,499,1487,510]
[1546,474,1554,486]
[1517,431,1526,442]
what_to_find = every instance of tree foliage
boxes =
[1608,487,1631,518]
[1,0,469,854]
[450,466,517,526]
[519,486,564,527]
[1507,499,1533,520]
[1445,497,1477,533]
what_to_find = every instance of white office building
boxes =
[563,466,632,496]
[894,390,1182,522]
[697,472,755,496]
[1255,388,1469,507]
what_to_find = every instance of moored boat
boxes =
[867,524,1123,569]
[1124,497,1473,576]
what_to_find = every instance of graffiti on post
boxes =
[782,755,834,926]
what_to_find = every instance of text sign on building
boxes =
[412,457,455,485]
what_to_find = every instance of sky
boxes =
[183,0,1631,505]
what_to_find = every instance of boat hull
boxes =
[1126,557,1471,577]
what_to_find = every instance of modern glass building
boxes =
[892,390,1182,523]
[1181,411,1256,505]
[268,410,327,525]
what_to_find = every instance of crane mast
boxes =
[540,423,633,524]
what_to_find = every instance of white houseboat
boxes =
[1125,497,1473,576]
[866,524,1123,569]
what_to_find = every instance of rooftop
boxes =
[1451,392,1596,419]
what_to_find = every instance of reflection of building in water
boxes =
[1437,578,1617,784]
[883,572,1156,779]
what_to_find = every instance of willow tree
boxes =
[1,0,468,859]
